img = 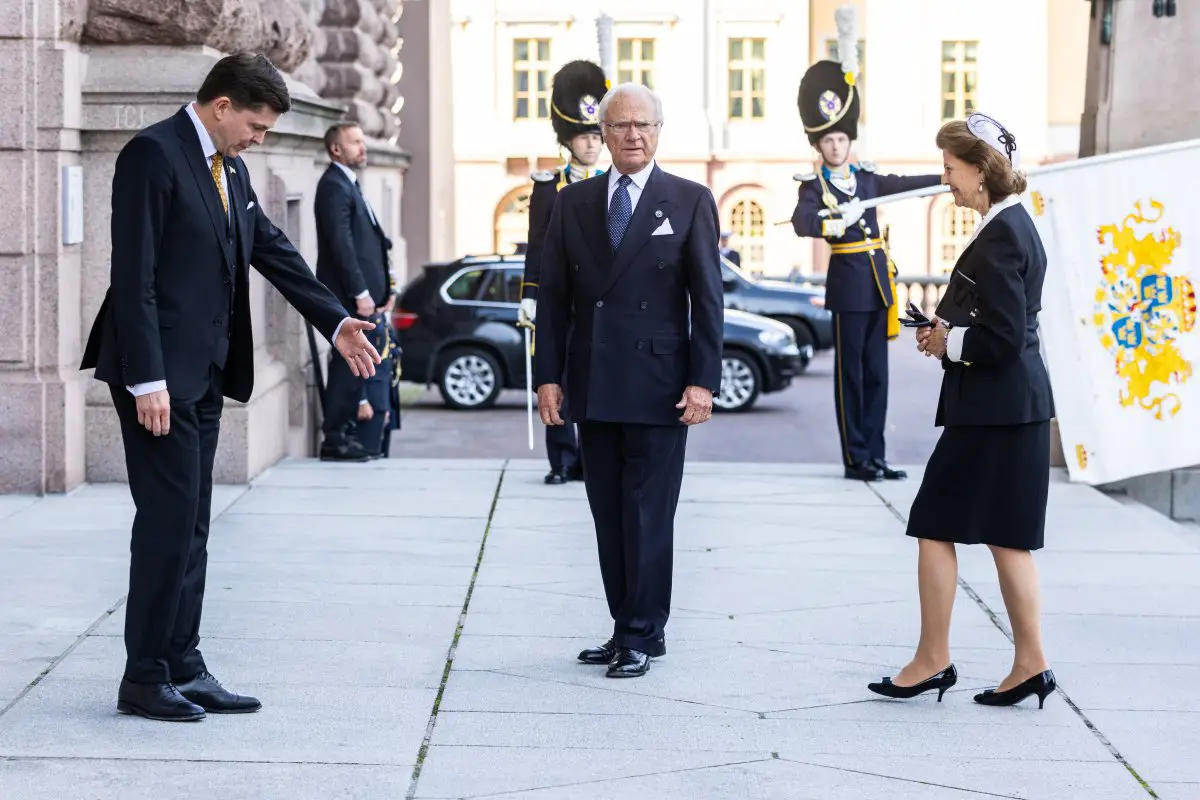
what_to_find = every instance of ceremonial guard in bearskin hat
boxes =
[519,23,611,485]
[791,6,941,482]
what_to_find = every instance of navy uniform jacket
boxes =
[935,202,1055,428]
[792,168,940,313]
[315,164,394,313]
[522,169,580,301]
[81,107,346,404]
[533,166,724,426]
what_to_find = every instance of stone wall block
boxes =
[320,0,361,28]
[83,0,224,45]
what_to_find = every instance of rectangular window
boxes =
[513,38,552,120]
[825,38,866,122]
[940,40,979,122]
[728,38,766,120]
[617,38,655,89]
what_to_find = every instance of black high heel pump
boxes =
[974,669,1056,709]
[867,665,957,701]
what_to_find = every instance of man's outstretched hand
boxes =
[334,318,382,377]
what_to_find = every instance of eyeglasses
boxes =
[602,121,661,133]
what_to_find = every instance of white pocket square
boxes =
[246,201,255,210]
[651,218,674,236]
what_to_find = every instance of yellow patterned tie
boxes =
[210,153,228,214]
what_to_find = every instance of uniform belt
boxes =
[829,238,884,255]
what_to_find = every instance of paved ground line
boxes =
[406,462,507,800]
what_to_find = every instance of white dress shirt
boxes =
[607,159,656,216]
[945,193,1024,363]
[129,104,352,398]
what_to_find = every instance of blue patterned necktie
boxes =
[607,174,633,251]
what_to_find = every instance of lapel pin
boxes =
[655,210,663,218]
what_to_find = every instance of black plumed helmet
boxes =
[550,60,608,146]
[798,60,859,145]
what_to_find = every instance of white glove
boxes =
[519,297,536,324]
[842,198,865,228]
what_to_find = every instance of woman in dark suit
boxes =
[867,114,1056,708]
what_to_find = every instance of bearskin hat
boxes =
[550,60,607,146]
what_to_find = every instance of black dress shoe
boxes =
[174,671,262,714]
[844,462,884,481]
[867,665,957,702]
[117,679,206,722]
[974,669,1056,709]
[871,459,907,480]
[606,648,651,678]
[544,469,570,485]
[578,638,618,664]
[320,441,369,463]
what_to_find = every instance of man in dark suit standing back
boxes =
[535,83,723,678]
[81,53,381,722]
[315,121,395,461]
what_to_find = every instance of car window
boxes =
[478,270,506,303]
[501,269,524,304]
[445,269,488,301]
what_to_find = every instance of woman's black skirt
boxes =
[906,421,1050,550]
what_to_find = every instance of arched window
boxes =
[937,200,977,272]
[727,198,766,274]
[494,185,533,255]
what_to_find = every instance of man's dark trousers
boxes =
[110,367,224,684]
[577,422,687,654]
[832,308,889,467]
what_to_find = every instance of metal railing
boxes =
[790,274,950,317]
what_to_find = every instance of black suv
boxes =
[393,256,810,413]
[720,256,834,355]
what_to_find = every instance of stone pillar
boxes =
[1078,1,1200,520]
[0,0,412,494]
[0,0,90,493]
[77,44,347,485]
[397,0,456,276]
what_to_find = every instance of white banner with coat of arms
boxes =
[1027,139,1200,485]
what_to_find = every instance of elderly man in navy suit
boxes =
[534,82,723,678]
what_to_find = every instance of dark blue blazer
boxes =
[935,202,1055,427]
[533,165,724,426]
[792,170,941,313]
[81,107,346,403]
[315,164,393,312]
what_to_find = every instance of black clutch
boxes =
[935,269,979,328]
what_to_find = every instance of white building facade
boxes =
[447,0,1089,279]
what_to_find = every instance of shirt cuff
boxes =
[359,398,370,405]
[128,380,167,397]
[355,290,371,300]
[946,326,966,363]
[331,317,350,345]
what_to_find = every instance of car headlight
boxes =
[756,329,792,349]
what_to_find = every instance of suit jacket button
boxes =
[574,264,580,272]
[596,300,603,308]
[636,341,644,350]
[639,301,647,310]
[213,318,223,327]
[657,261,665,270]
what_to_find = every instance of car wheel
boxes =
[437,347,503,410]
[714,350,761,413]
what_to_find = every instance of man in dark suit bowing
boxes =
[81,53,381,721]
[535,82,723,678]
[315,121,395,461]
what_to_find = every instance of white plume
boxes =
[834,4,859,80]
[596,12,614,84]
